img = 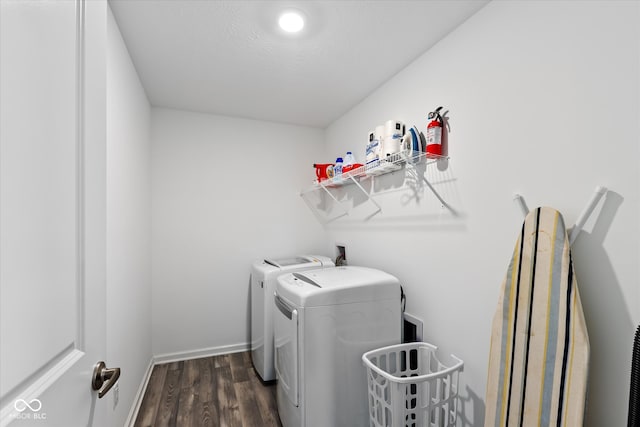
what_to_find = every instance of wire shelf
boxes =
[304,151,448,192]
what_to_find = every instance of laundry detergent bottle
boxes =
[343,152,355,172]
[334,157,343,182]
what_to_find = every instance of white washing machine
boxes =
[274,266,401,427]
[251,255,334,382]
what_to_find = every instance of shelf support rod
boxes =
[422,177,458,215]
[317,184,349,223]
[318,183,343,206]
[300,191,348,224]
[347,174,382,216]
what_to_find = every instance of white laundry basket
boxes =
[362,342,464,427]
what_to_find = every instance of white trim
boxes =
[75,0,87,351]
[124,358,154,427]
[153,343,250,366]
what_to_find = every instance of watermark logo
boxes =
[12,398,46,420]
[14,399,42,412]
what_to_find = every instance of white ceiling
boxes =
[109,0,489,128]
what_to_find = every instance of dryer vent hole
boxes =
[403,313,423,343]
[404,320,418,343]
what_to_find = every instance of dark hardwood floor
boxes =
[134,351,281,427]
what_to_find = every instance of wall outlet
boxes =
[113,383,119,409]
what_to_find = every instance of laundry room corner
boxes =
[150,108,328,359]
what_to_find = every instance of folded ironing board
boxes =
[485,207,589,426]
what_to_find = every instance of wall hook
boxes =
[512,186,608,246]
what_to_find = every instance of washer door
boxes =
[274,292,299,407]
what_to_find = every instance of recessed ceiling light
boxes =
[278,11,304,33]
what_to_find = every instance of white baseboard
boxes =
[153,342,250,365]
[124,358,154,427]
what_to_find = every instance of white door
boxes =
[0,1,113,426]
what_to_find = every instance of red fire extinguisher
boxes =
[426,106,443,156]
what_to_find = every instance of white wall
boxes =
[324,1,639,426]
[106,7,152,426]
[151,108,327,358]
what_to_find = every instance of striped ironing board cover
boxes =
[485,207,589,426]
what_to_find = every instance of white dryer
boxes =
[274,266,401,427]
[250,255,334,382]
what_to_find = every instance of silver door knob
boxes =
[92,361,121,399]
